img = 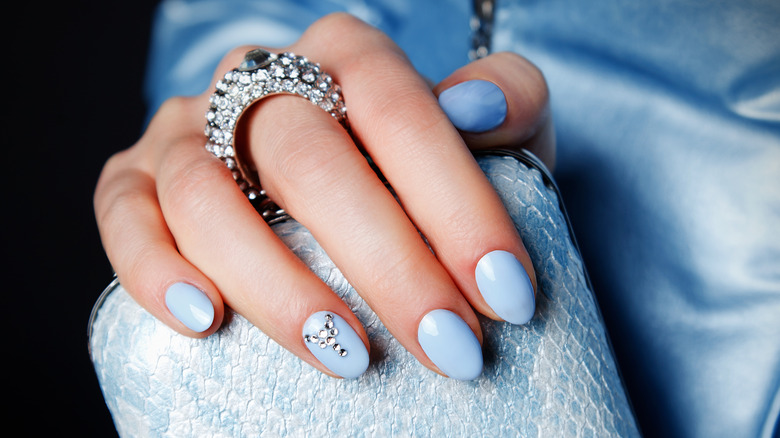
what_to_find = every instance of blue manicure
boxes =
[417,309,483,380]
[303,311,369,379]
[165,283,215,332]
[438,79,507,132]
[475,250,536,325]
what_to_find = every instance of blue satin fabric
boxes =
[143,1,780,436]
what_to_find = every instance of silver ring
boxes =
[204,48,348,224]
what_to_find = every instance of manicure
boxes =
[475,250,536,325]
[165,282,215,332]
[417,309,483,380]
[438,79,507,132]
[302,311,369,379]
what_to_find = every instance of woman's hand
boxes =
[94,13,553,380]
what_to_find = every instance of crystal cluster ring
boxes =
[204,48,349,224]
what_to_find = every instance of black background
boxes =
[11,1,160,435]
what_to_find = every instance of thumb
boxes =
[433,52,555,170]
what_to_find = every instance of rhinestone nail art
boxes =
[304,314,348,357]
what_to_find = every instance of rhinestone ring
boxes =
[204,48,349,224]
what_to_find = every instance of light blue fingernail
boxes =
[418,309,483,380]
[475,250,536,325]
[303,311,369,379]
[165,283,215,332]
[438,79,507,132]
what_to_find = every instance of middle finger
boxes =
[296,17,538,325]
[247,80,484,380]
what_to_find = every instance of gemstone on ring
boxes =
[238,48,274,71]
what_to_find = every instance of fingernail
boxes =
[165,283,215,332]
[475,250,536,324]
[302,311,369,379]
[417,309,483,380]
[438,79,507,132]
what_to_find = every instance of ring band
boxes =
[204,48,348,224]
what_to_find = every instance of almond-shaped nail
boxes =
[417,309,483,380]
[302,311,369,379]
[165,282,215,332]
[475,250,535,324]
[438,79,507,132]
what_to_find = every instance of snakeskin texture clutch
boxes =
[88,150,640,437]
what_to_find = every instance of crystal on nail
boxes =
[304,314,348,358]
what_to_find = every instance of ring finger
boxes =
[151,94,371,379]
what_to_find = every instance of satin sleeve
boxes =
[142,0,471,117]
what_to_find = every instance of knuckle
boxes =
[493,52,549,107]
[134,96,203,157]
[269,130,349,191]
[97,149,131,183]
[96,96,206,214]
[249,100,351,192]
[95,171,154,233]
[305,13,403,62]
[149,96,200,130]
[341,47,409,85]
[494,52,546,81]
[309,12,367,36]
[95,148,142,209]
[156,95,192,117]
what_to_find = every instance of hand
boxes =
[94,13,553,380]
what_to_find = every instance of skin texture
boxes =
[94,13,553,379]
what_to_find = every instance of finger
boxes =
[94,126,223,337]
[295,14,539,328]
[242,74,484,381]
[434,52,556,170]
[152,96,370,379]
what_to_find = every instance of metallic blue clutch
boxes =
[89,150,640,437]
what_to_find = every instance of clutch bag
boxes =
[89,150,640,437]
